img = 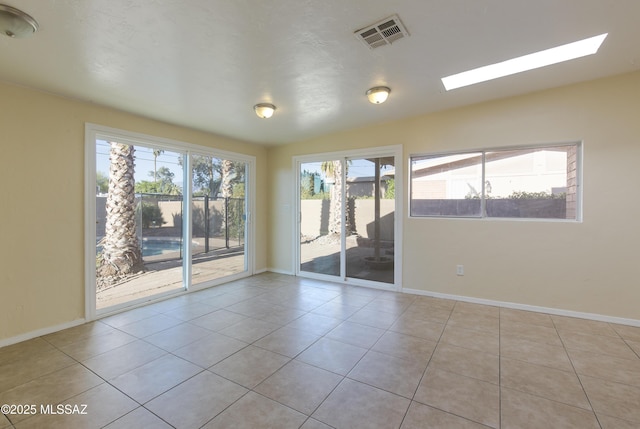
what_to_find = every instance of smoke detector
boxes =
[354,14,409,49]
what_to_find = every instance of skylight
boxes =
[441,33,608,91]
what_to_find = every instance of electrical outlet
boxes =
[456,265,464,276]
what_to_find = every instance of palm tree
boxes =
[152,149,164,182]
[220,159,234,199]
[97,142,144,279]
[321,160,343,235]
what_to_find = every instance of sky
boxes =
[300,159,395,179]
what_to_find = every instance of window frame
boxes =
[409,141,582,221]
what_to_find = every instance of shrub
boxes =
[508,191,566,199]
[137,202,165,228]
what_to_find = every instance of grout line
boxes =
[399,299,455,428]
[550,317,604,429]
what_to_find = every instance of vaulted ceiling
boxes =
[2,1,639,145]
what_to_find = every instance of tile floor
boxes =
[1,273,640,428]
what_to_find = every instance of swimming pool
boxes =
[96,239,182,257]
[142,239,182,256]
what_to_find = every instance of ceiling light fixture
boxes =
[254,103,276,119]
[441,33,608,91]
[0,4,38,38]
[366,86,391,104]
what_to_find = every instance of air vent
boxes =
[354,14,409,49]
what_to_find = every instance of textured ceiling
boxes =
[1,0,639,145]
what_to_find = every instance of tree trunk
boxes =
[329,160,342,235]
[220,159,233,199]
[220,159,233,237]
[98,142,144,280]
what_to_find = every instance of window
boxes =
[410,143,581,220]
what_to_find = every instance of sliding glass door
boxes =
[297,148,400,289]
[87,125,253,316]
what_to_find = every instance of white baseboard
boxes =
[254,267,268,274]
[5,282,637,349]
[0,318,86,348]
[402,288,640,328]
[257,271,640,327]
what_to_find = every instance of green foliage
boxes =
[226,198,245,241]
[137,202,165,229]
[188,155,220,197]
[465,187,566,200]
[135,166,181,195]
[300,171,314,198]
[300,169,323,199]
[96,171,109,193]
[232,182,245,198]
[508,191,566,199]
[302,191,330,200]
[151,166,181,195]
[135,180,161,194]
[183,156,245,198]
[384,178,395,199]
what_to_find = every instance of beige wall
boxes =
[268,71,640,321]
[2,70,639,343]
[0,82,268,342]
